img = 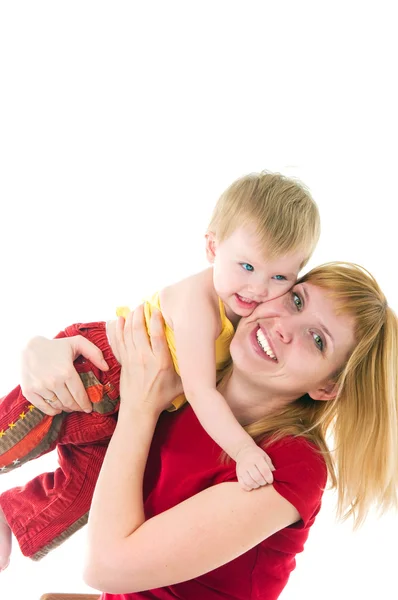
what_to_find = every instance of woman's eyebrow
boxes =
[301,283,309,307]
[320,322,334,349]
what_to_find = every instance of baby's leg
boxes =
[0,506,11,572]
[0,416,115,560]
[0,385,66,571]
[0,322,119,474]
[0,321,121,563]
[0,385,66,474]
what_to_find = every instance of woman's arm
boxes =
[84,307,300,595]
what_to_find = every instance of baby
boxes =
[116,171,319,490]
[0,170,319,569]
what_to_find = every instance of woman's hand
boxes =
[114,305,183,417]
[21,335,109,415]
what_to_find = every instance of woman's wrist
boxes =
[118,392,163,423]
[115,409,159,451]
[87,390,158,559]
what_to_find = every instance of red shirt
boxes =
[102,405,327,600]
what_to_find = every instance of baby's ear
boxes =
[205,231,217,263]
[307,380,339,402]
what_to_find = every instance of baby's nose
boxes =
[249,283,269,301]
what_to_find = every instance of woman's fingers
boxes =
[23,386,81,415]
[42,391,64,413]
[115,315,127,361]
[23,371,93,414]
[121,305,168,363]
[61,375,93,413]
[131,305,151,356]
[69,335,109,372]
[24,390,62,416]
[20,335,98,414]
[115,304,183,415]
[123,308,135,352]
[148,309,170,360]
[51,383,90,413]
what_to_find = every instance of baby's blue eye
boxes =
[241,263,254,272]
[273,275,286,281]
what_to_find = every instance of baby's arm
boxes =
[168,279,274,491]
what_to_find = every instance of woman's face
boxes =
[230,281,356,401]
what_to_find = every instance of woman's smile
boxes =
[230,282,357,402]
[253,327,278,361]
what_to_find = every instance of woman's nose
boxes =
[274,318,293,343]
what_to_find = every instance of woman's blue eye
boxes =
[241,263,254,272]
[312,332,324,352]
[273,275,286,281]
[292,292,303,311]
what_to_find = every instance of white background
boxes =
[0,2,397,599]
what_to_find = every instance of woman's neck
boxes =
[107,319,294,426]
[219,369,294,426]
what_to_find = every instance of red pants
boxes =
[0,322,121,559]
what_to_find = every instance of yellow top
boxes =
[116,291,235,410]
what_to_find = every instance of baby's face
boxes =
[207,226,306,318]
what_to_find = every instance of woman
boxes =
[1,262,398,599]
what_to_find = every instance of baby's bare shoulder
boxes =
[161,268,218,328]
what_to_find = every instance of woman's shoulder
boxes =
[265,434,327,467]
[264,434,328,485]
[263,435,328,528]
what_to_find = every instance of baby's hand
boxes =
[236,444,275,491]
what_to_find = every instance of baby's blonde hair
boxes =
[243,262,398,528]
[208,171,320,267]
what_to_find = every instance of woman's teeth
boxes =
[256,329,276,360]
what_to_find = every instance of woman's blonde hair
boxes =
[208,171,320,267]
[244,262,398,528]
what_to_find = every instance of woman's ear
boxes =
[205,231,217,264]
[308,380,339,402]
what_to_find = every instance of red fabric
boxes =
[0,322,121,557]
[102,406,327,600]
[1,321,327,598]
